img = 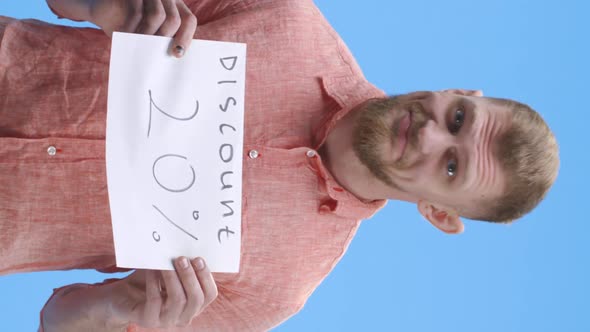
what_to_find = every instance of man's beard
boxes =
[352,96,430,189]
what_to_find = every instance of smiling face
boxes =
[353,91,512,229]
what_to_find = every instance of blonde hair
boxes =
[477,98,559,222]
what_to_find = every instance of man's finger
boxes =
[142,270,163,327]
[156,0,181,37]
[170,1,197,57]
[192,257,218,307]
[159,269,186,325]
[120,0,144,33]
[136,0,166,35]
[174,257,205,326]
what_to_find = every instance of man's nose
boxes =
[419,120,453,156]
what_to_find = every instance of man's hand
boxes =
[108,257,218,329]
[41,257,217,331]
[47,0,197,57]
[90,0,197,56]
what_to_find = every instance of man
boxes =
[0,0,559,331]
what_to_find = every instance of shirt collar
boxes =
[312,75,387,149]
[311,75,388,219]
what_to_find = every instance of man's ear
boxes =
[417,200,464,234]
[441,89,483,97]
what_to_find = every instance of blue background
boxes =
[1,1,588,331]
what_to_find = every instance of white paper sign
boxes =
[106,32,246,272]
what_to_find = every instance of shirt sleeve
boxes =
[38,276,300,332]
[132,286,299,332]
[183,0,276,25]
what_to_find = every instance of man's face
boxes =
[353,91,512,216]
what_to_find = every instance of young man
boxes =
[0,0,558,331]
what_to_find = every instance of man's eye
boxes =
[447,159,458,177]
[449,108,465,134]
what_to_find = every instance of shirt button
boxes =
[306,150,316,158]
[47,146,57,156]
[248,150,259,159]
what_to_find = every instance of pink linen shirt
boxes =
[0,0,387,330]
